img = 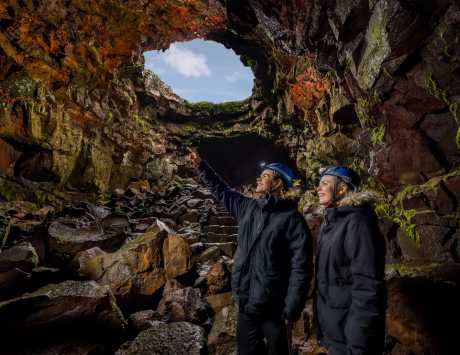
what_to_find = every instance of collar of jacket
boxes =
[256,193,297,211]
[324,191,378,223]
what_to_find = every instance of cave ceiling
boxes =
[0,0,459,201]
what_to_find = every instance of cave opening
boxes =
[197,134,298,190]
[143,39,254,103]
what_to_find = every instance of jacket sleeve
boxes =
[283,213,313,321]
[196,160,251,222]
[343,214,386,354]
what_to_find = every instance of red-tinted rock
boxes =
[207,292,233,315]
[386,276,460,354]
[444,175,460,207]
[0,139,21,175]
[163,234,192,279]
[398,225,453,262]
[420,112,460,166]
[376,129,445,187]
[424,182,456,214]
[207,261,231,295]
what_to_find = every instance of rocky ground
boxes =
[1,0,460,354]
[1,164,459,355]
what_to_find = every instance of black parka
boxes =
[198,161,312,321]
[315,192,386,355]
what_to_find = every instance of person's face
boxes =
[317,175,349,206]
[256,169,278,194]
[317,175,335,206]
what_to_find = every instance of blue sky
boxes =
[144,39,254,103]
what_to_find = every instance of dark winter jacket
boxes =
[198,160,312,321]
[315,192,386,355]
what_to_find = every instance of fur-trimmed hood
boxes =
[336,190,379,208]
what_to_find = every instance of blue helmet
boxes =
[260,162,295,189]
[319,165,360,191]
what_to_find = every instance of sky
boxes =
[143,39,254,103]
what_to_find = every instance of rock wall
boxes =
[1,1,460,354]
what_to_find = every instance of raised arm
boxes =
[187,148,251,222]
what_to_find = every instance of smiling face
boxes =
[317,175,335,206]
[256,169,280,194]
[317,175,349,206]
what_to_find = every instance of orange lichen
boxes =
[289,67,330,110]
[1,0,226,87]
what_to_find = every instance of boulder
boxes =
[128,310,162,332]
[157,279,211,325]
[48,219,125,262]
[69,247,106,274]
[0,243,39,300]
[386,275,460,354]
[207,261,231,295]
[0,280,126,331]
[207,303,238,355]
[163,234,192,279]
[76,226,167,302]
[375,129,445,187]
[178,209,200,224]
[116,321,206,355]
[444,174,460,206]
[197,246,221,264]
[398,224,453,262]
[420,112,460,166]
[207,292,233,314]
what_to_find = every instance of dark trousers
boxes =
[237,312,289,355]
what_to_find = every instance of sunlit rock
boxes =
[163,234,192,279]
[76,226,167,302]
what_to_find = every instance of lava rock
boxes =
[163,234,192,279]
[0,280,126,331]
[207,303,238,355]
[116,321,206,355]
[157,279,211,325]
[76,226,167,302]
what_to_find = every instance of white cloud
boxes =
[161,44,211,78]
[224,71,242,83]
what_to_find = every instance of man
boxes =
[315,166,386,355]
[188,149,312,355]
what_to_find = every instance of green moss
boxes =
[370,124,385,144]
[385,262,442,276]
[187,98,249,112]
[424,71,458,120]
[456,126,460,150]
[371,182,421,243]
[425,71,448,104]
[355,96,376,128]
